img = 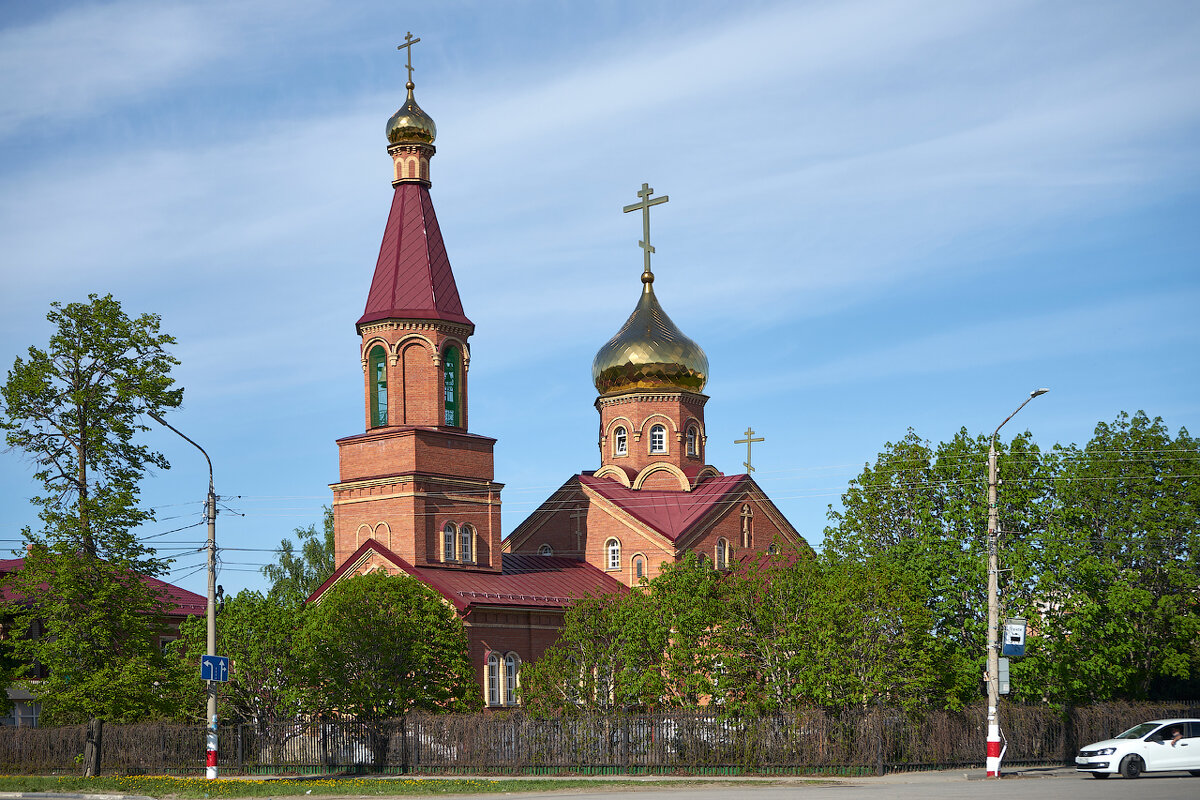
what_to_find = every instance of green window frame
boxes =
[369,345,388,427]
[443,345,460,427]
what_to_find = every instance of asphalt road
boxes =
[421,769,1200,800]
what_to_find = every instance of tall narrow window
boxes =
[716,538,729,570]
[686,426,699,457]
[649,424,666,453]
[504,653,518,705]
[606,538,621,570]
[460,524,473,563]
[614,426,628,456]
[369,345,388,427]
[443,523,457,561]
[487,653,500,706]
[443,346,460,427]
[741,504,753,549]
[634,555,645,581]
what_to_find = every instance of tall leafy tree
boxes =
[0,294,185,723]
[294,572,479,719]
[823,427,1049,708]
[261,506,336,604]
[1,293,182,568]
[174,590,304,729]
[1018,411,1200,702]
[518,588,663,713]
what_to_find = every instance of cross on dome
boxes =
[397,31,421,88]
[623,183,669,282]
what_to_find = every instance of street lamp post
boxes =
[985,388,1047,778]
[150,413,219,780]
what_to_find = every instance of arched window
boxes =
[715,538,729,570]
[504,653,519,705]
[606,538,621,570]
[460,524,474,563]
[443,346,460,427]
[369,345,388,427]
[443,522,457,562]
[614,426,628,456]
[686,425,699,457]
[538,544,553,556]
[634,555,645,581]
[487,653,500,706]
[649,424,666,454]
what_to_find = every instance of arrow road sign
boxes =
[200,655,229,683]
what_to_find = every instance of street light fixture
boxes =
[985,388,1048,778]
[149,413,219,780]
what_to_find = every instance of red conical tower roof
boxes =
[357,182,472,329]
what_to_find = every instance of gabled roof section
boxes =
[0,557,205,617]
[357,183,472,329]
[309,539,624,612]
[580,473,747,542]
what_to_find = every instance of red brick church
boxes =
[309,50,808,707]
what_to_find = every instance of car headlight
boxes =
[1094,747,1116,755]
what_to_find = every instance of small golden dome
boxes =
[386,83,436,145]
[592,275,708,396]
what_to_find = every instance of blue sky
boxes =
[1,0,1198,597]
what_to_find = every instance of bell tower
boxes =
[330,36,504,574]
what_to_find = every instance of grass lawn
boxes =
[0,775,801,798]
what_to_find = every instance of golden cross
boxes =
[735,427,765,473]
[397,31,421,85]
[622,183,669,278]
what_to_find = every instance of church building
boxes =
[309,43,809,707]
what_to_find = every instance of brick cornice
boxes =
[358,318,474,339]
[594,390,709,411]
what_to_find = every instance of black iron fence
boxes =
[2,701,1195,776]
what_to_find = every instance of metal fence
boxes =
[2,701,1196,776]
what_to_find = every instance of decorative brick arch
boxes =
[360,337,394,369]
[633,462,690,491]
[636,413,679,435]
[594,464,632,487]
[394,333,438,362]
[438,337,471,371]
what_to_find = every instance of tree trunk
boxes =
[83,717,103,777]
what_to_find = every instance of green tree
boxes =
[822,427,1049,708]
[4,545,191,724]
[261,506,336,604]
[174,590,304,728]
[293,572,479,719]
[0,294,185,723]
[520,587,664,713]
[1018,411,1200,702]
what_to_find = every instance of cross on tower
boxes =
[622,183,669,278]
[397,31,421,86]
[735,427,765,473]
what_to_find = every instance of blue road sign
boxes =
[200,655,229,683]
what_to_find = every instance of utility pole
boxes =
[985,388,1047,778]
[150,413,219,779]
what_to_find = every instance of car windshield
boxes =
[1114,722,1162,740]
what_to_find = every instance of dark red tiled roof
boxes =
[357,183,472,328]
[0,557,205,617]
[310,540,624,611]
[580,473,748,542]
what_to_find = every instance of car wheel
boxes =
[1120,755,1143,779]
[1090,772,1110,779]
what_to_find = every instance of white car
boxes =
[1076,718,1200,778]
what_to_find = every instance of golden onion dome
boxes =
[386,82,436,145]
[592,272,708,395]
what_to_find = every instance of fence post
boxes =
[401,716,409,775]
[83,718,103,777]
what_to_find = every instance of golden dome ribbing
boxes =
[592,273,708,396]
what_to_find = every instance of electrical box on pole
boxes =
[998,657,1011,695]
[1002,618,1026,657]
